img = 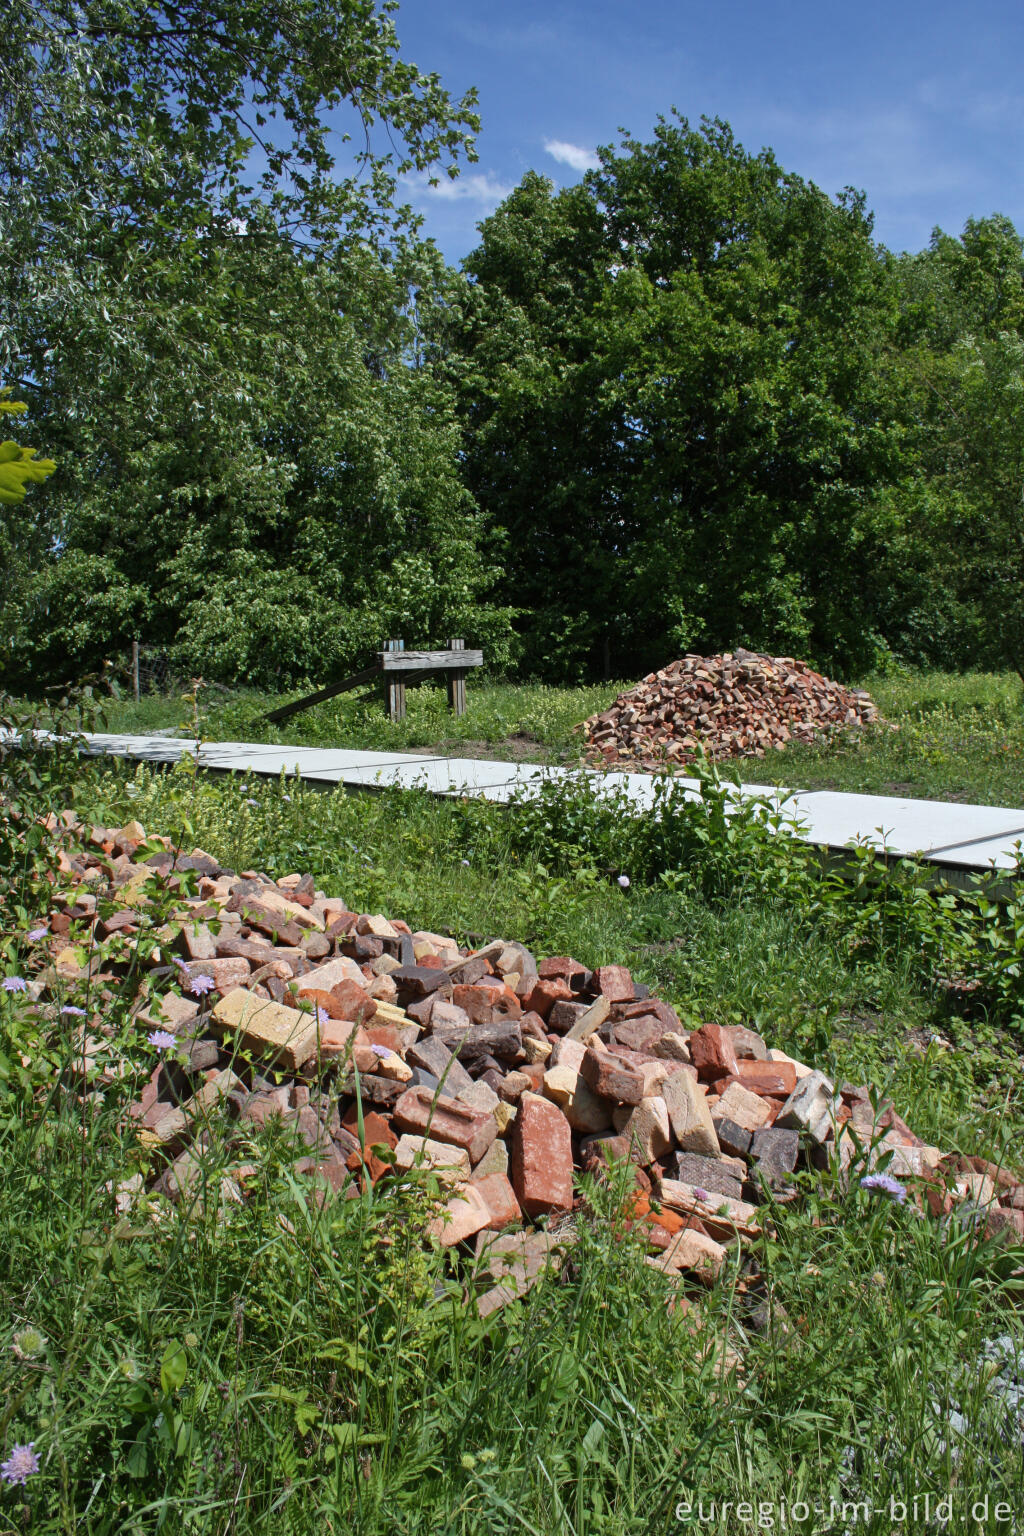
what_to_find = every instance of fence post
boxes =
[132,640,141,703]
[447,637,467,716]
[385,638,406,722]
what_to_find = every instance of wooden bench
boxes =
[263,638,483,725]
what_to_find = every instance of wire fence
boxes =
[123,643,240,700]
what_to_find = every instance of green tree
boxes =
[1,0,513,688]
[887,217,1024,672]
[441,116,905,679]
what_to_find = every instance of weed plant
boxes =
[1,738,1023,1532]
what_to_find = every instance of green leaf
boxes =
[160,1340,188,1396]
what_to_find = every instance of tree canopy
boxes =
[437,117,908,678]
[1,0,517,687]
[5,37,1024,691]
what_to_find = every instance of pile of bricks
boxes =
[582,649,879,768]
[22,817,1024,1316]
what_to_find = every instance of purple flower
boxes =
[61,1005,86,1017]
[245,798,259,808]
[692,1187,710,1203]
[860,1172,907,1205]
[617,874,631,889]
[1,1442,40,1485]
[369,1043,393,1059]
[187,974,216,997]
[147,1030,177,1052]
[26,927,48,943]
[316,1007,330,1026]
[2,977,27,993]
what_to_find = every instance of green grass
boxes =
[753,670,1024,808]
[1,753,1023,1532]
[97,680,624,765]
[94,669,1024,808]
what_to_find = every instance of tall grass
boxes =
[0,752,1022,1532]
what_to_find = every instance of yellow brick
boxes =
[211,989,318,1072]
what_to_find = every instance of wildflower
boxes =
[245,798,259,808]
[187,974,216,997]
[693,1187,710,1203]
[1,1443,40,1486]
[369,1043,392,1059]
[11,1328,45,1362]
[860,1171,907,1204]
[61,1005,86,1017]
[147,1030,177,1052]
[282,794,292,803]
[316,1007,330,1027]
[460,859,470,867]
[2,977,27,993]
[617,874,631,889]
[26,927,48,943]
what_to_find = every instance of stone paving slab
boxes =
[70,732,1024,873]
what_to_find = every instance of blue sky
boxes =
[384,0,1024,264]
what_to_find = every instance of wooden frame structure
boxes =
[264,638,483,726]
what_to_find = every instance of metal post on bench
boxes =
[447,637,467,716]
[385,637,406,722]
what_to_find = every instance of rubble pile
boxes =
[16,815,1023,1316]
[582,650,879,769]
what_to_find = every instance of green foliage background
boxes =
[4,7,1024,688]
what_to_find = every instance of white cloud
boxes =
[544,139,599,173]
[416,171,513,205]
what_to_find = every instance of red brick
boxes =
[986,1207,1024,1242]
[429,1185,492,1247]
[179,957,250,995]
[471,1171,523,1230]
[522,978,573,1020]
[328,980,377,1025]
[297,986,348,1020]
[688,1024,739,1082]
[392,1086,497,1164]
[452,982,522,1025]
[592,965,634,1002]
[519,1009,549,1040]
[509,1092,574,1216]
[580,1047,645,1105]
[725,1061,798,1099]
[519,1063,547,1093]
[340,1106,396,1182]
[538,956,587,981]
[610,1016,665,1052]
[364,1024,406,1055]
[317,1019,357,1058]
[340,1106,396,1150]
[616,998,680,1030]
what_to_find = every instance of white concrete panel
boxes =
[782,789,1024,861]
[74,732,1024,875]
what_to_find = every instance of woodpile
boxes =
[582,649,879,769]
[10,815,1022,1319]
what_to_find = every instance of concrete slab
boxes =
[783,789,1024,867]
[68,731,1024,875]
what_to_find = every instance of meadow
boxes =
[98,669,1024,809]
[1,680,1023,1533]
